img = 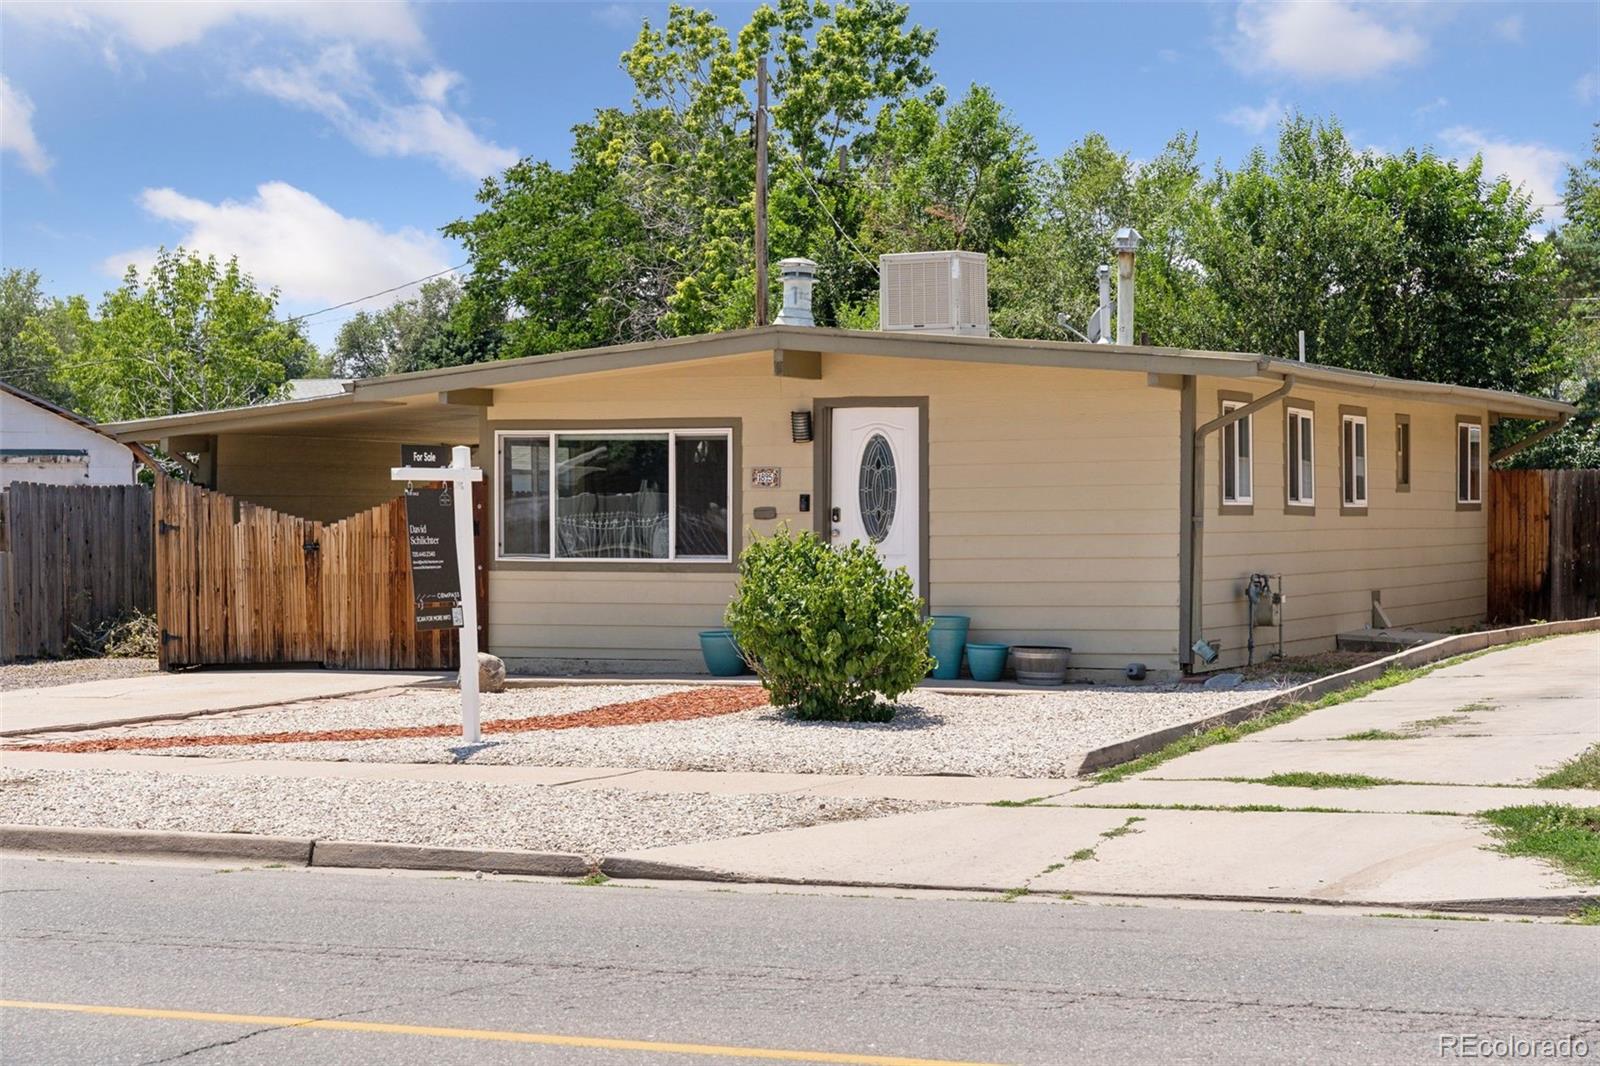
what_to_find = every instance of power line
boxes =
[777,151,879,274]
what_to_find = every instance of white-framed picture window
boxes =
[496,428,733,562]
[1341,413,1368,508]
[1457,422,1482,505]
[1287,408,1315,507]
[1222,401,1253,505]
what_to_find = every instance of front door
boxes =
[830,406,922,598]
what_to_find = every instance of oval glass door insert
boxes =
[858,433,898,542]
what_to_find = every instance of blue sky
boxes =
[2,1,1596,350]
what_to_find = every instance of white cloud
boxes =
[592,4,650,31]
[1491,14,1523,42]
[0,75,51,175]
[1578,71,1600,105]
[1440,127,1568,218]
[243,47,517,180]
[1412,96,1449,119]
[1222,97,1287,135]
[8,1,423,54]
[103,182,451,306]
[1231,1,1425,80]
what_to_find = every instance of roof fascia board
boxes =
[104,395,407,441]
[1255,360,1575,420]
[354,326,1264,401]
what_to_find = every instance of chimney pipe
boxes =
[1113,227,1141,346]
[1095,264,1111,343]
[775,257,817,326]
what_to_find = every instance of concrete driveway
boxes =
[0,670,448,737]
[1138,633,1598,785]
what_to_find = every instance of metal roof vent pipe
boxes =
[775,257,818,327]
[1113,227,1141,346]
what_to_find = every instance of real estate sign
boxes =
[400,445,462,631]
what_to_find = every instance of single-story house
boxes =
[1,382,151,488]
[104,253,1573,680]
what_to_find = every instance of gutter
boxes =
[1178,373,1296,672]
[1489,414,1570,465]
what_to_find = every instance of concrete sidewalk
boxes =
[0,670,447,737]
[4,634,1595,913]
[602,633,1599,909]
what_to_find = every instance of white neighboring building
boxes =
[0,383,145,488]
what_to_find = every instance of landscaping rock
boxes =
[1203,673,1243,691]
[476,653,507,693]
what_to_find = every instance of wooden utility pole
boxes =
[754,54,770,327]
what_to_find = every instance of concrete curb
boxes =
[0,824,313,864]
[1074,616,1600,776]
[599,857,1595,917]
[5,824,1591,917]
[310,840,589,878]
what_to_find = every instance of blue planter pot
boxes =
[927,615,971,680]
[699,629,746,677]
[965,642,1009,683]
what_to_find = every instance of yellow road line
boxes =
[0,999,1006,1066]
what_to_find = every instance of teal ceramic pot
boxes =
[964,642,1009,683]
[927,615,971,680]
[698,629,746,677]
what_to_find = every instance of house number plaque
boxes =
[751,467,781,488]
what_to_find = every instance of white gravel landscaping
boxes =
[35,682,1286,778]
[0,657,158,691]
[0,767,935,857]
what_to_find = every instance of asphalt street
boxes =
[2,857,1597,1065]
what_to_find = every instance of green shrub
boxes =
[725,529,932,722]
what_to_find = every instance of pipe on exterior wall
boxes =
[1179,374,1297,672]
[1489,415,1570,465]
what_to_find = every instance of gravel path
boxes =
[0,767,935,858]
[0,657,158,692]
[28,684,1285,778]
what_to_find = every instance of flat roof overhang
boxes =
[104,324,1575,442]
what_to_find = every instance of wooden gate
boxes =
[155,477,485,670]
[1488,469,1600,625]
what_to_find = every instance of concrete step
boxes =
[1336,627,1450,653]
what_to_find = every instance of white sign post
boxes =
[392,445,484,743]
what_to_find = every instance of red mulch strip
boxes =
[23,687,771,754]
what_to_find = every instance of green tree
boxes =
[448,0,942,351]
[1,268,83,407]
[1507,124,1600,468]
[862,84,1035,256]
[62,248,318,421]
[1191,116,1564,399]
[991,132,1221,347]
[332,277,492,378]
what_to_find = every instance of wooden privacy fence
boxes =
[1488,469,1600,625]
[156,477,486,671]
[0,482,153,662]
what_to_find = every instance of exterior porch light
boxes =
[790,410,813,443]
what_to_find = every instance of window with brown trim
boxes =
[1395,415,1411,492]
[1456,421,1482,506]
[496,428,733,562]
[1341,410,1368,512]
[1221,399,1253,510]
[1286,407,1315,509]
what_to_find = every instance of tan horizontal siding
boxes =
[1197,382,1487,667]
[484,352,1183,676]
